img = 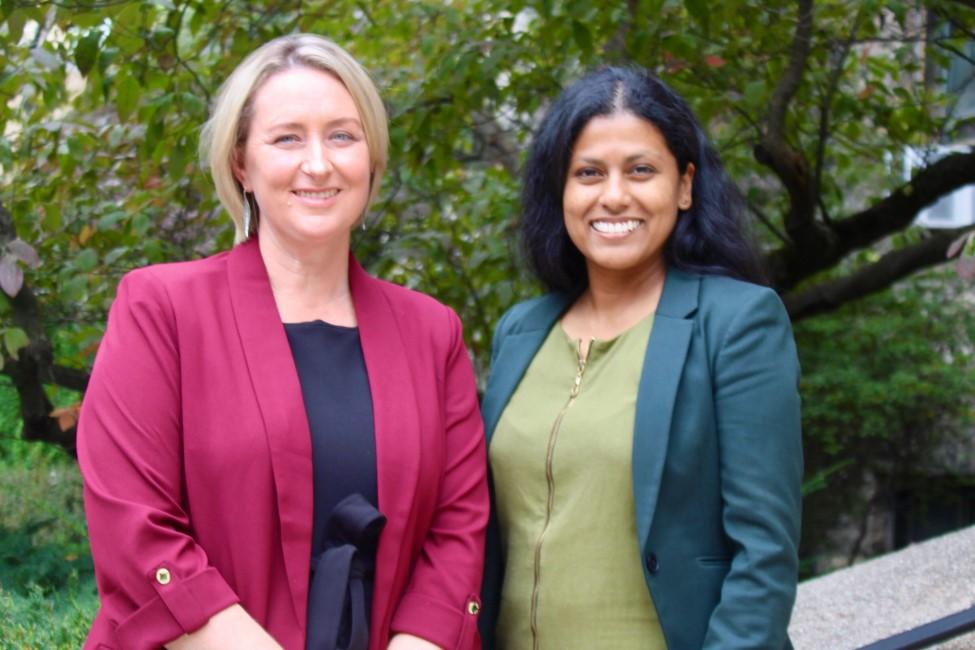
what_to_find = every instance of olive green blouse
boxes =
[489,314,666,650]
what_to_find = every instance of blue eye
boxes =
[273,134,299,144]
[331,131,358,142]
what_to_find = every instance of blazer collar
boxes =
[346,253,422,628]
[655,267,699,319]
[632,269,699,551]
[227,239,313,627]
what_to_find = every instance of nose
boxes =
[301,140,330,177]
[599,173,630,212]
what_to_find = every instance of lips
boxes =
[590,219,642,234]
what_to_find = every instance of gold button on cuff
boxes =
[466,600,480,615]
[155,568,171,585]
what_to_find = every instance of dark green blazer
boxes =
[479,268,802,649]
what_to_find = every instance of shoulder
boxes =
[495,293,571,337]
[684,272,794,352]
[118,249,232,299]
[696,274,785,318]
[364,276,463,347]
[369,275,455,320]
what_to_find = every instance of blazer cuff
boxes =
[115,566,239,650]
[390,591,481,650]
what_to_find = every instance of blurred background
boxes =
[1,0,974,645]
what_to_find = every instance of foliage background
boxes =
[1,0,974,645]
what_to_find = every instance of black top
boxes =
[284,319,378,551]
[284,320,378,649]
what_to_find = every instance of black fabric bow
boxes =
[306,493,386,650]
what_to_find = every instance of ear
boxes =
[678,162,695,210]
[231,147,251,192]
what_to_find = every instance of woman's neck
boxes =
[562,259,666,343]
[258,229,356,326]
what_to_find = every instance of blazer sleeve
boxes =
[389,307,490,649]
[77,270,239,649]
[702,287,803,649]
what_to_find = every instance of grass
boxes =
[0,421,97,649]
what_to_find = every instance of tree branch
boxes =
[0,201,77,454]
[755,0,819,242]
[832,150,975,252]
[767,0,814,145]
[747,201,791,245]
[52,365,90,392]
[813,9,865,208]
[783,227,975,321]
[766,148,975,290]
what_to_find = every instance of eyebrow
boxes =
[266,117,364,130]
[575,152,658,164]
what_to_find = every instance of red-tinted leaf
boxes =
[857,85,876,100]
[81,336,102,358]
[946,231,973,259]
[704,55,726,68]
[7,239,41,269]
[50,402,82,432]
[957,257,975,281]
[0,255,23,297]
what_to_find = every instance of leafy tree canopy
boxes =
[1,0,974,453]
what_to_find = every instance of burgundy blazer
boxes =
[77,239,489,650]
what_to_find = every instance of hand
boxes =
[165,604,284,650]
[387,633,444,650]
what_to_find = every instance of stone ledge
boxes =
[790,525,975,649]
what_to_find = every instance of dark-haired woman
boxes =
[480,67,802,649]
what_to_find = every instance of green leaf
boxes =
[743,80,764,106]
[5,9,26,42]
[3,327,29,360]
[74,29,101,77]
[571,20,592,52]
[72,249,98,273]
[683,0,709,34]
[60,275,88,303]
[115,74,140,121]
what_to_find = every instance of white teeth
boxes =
[591,220,640,234]
[294,189,338,199]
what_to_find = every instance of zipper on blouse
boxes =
[529,339,591,650]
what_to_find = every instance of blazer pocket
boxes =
[696,555,732,568]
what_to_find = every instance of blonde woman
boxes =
[78,34,488,650]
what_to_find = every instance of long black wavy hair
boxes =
[521,66,766,292]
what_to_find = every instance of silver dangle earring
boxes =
[242,193,252,238]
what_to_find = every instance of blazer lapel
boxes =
[226,240,313,627]
[347,255,421,622]
[632,269,699,550]
[481,293,573,444]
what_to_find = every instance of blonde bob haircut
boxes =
[200,34,389,243]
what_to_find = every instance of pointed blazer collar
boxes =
[225,239,421,632]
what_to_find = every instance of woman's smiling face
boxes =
[562,111,694,280]
[234,65,372,250]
